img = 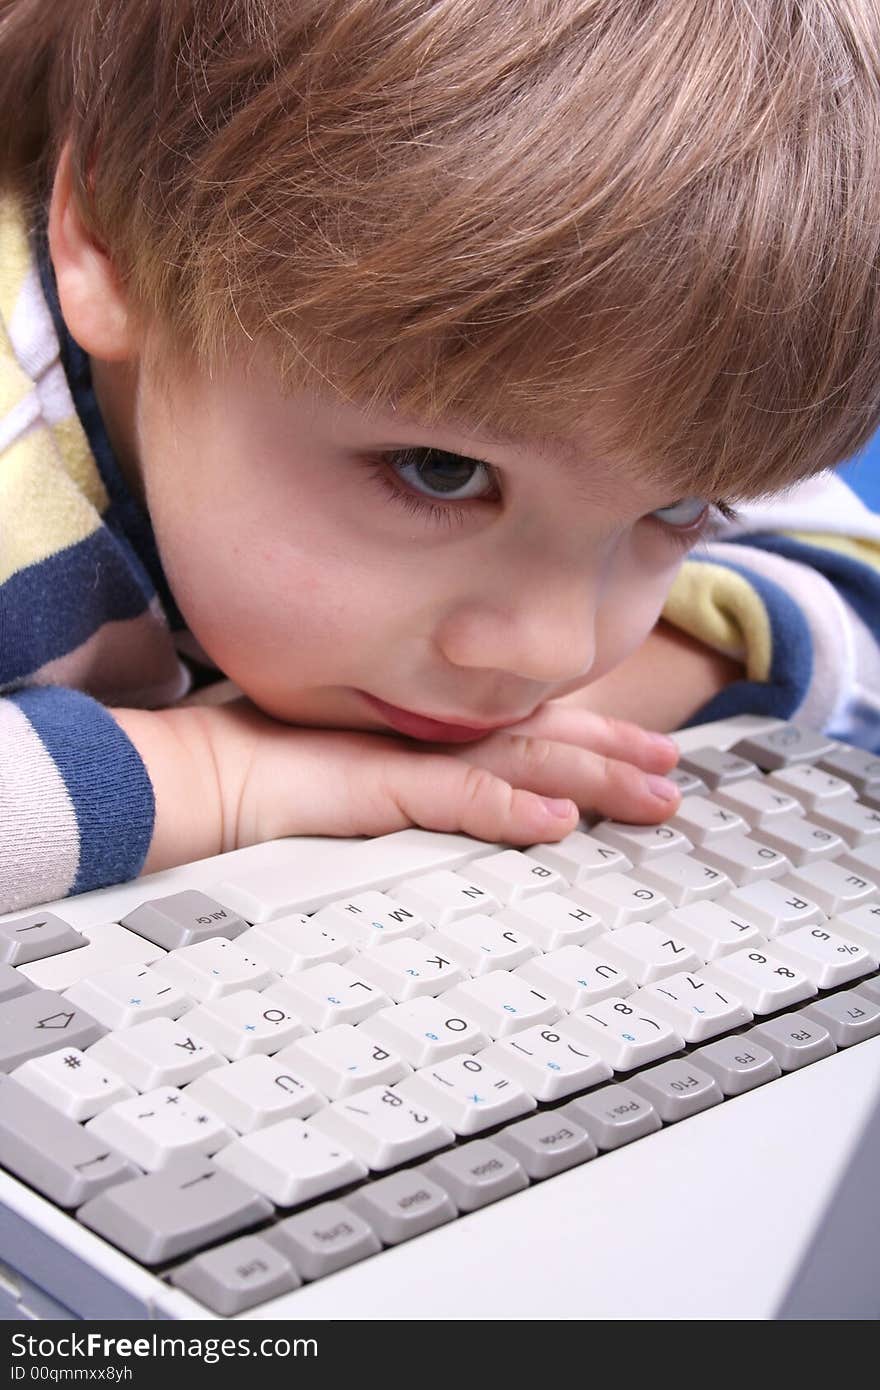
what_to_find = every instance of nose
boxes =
[434,573,597,687]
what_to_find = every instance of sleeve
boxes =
[0,686,155,915]
[660,473,880,750]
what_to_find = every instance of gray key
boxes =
[494,1113,596,1179]
[802,991,880,1047]
[855,976,880,1005]
[666,767,708,796]
[749,1013,836,1069]
[0,989,104,1072]
[628,1060,723,1122]
[170,1234,299,1314]
[121,891,248,950]
[677,748,759,789]
[562,1084,661,1149]
[425,1140,529,1207]
[345,1171,456,1244]
[0,1075,137,1207]
[731,724,835,771]
[694,1035,781,1095]
[0,965,34,1004]
[269,1200,381,1279]
[0,913,86,966]
[817,745,880,797]
[78,1157,272,1265]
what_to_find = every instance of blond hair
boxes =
[2,0,880,497]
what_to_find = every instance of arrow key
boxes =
[0,989,105,1072]
[0,913,86,966]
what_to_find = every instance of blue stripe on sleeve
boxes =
[9,687,155,894]
[726,533,880,642]
[680,555,814,728]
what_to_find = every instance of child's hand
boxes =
[113,698,680,875]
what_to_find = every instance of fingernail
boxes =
[648,733,679,756]
[541,797,575,818]
[646,774,680,802]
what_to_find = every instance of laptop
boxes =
[1,713,879,1320]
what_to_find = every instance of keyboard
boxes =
[1,713,879,1321]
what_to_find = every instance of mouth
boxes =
[359,693,528,743]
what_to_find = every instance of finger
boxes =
[502,706,680,774]
[375,748,580,845]
[450,733,681,824]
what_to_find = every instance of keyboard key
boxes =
[277,1024,410,1099]
[360,997,489,1067]
[17,923,164,991]
[441,974,560,1039]
[713,778,804,827]
[589,923,702,985]
[562,1085,662,1149]
[767,763,858,810]
[0,989,105,1072]
[855,977,880,1005]
[635,852,730,907]
[567,872,670,928]
[768,925,876,990]
[214,1118,367,1205]
[65,963,193,1030]
[515,945,634,1010]
[85,1086,233,1171]
[396,1054,535,1135]
[308,1078,455,1167]
[186,1054,323,1132]
[346,1171,457,1244]
[311,890,429,948]
[121,891,248,950]
[701,948,815,1014]
[669,796,746,844]
[171,1234,299,1315]
[271,962,391,1029]
[525,831,632,882]
[677,748,758,788]
[748,1014,836,1070]
[0,965,35,1004]
[779,862,878,916]
[430,913,539,974]
[664,767,707,796]
[693,1036,781,1095]
[837,840,880,879]
[634,973,752,1043]
[802,991,880,1046]
[78,1158,272,1264]
[589,820,693,863]
[494,1112,597,1179]
[235,916,353,973]
[720,880,823,936]
[395,869,502,927]
[656,902,765,958]
[356,938,467,1000]
[481,1023,613,1103]
[0,913,85,966]
[86,1017,224,1090]
[808,799,880,847]
[0,1075,137,1207]
[834,903,880,952]
[817,745,880,797]
[752,815,843,866]
[565,998,683,1070]
[697,833,790,885]
[463,849,565,902]
[268,1201,381,1279]
[12,1047,135,1121]
[424,1141,529,1209]
[494,892,604,950]
[149,939,276,1002]
[179,989,310,1060]
[628,1060,723,1122]
[731,724,835,770]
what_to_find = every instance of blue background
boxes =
[839,438,880,511]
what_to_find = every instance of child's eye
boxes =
[650,497,710,528]
[385,446,497,501]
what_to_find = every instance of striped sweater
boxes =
[2,193,880,914]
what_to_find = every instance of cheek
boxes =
[592,545,684,678]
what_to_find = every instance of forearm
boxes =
[558,621,744,732]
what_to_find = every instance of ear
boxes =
[47,142,135,361]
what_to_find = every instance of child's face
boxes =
[127,350,708,740]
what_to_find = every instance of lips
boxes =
[360,693,525,743]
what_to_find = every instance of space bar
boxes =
[215,828,493,921]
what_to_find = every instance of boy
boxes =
[0,0,879,916]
